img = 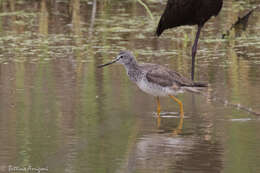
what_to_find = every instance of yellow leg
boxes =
[155,97,161,128]
[169,95,184,135]
[156,96,161,116]
[169,95,184,117]
[172,116,183,135]
[156,116,161,129]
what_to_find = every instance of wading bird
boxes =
[156,0,223,80]
[98,51,207,117]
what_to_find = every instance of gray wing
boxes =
[146,65,194,87]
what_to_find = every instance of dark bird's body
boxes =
[156,0,223,80]
[156,0,223,36]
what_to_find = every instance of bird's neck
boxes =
[123,58,138,71]
[124,62,141,83]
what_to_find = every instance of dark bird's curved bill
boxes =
[98,58,119,68]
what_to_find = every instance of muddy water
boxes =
[0,0,260,173]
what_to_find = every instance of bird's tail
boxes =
[182,81,208,93]
[183,87,206,93]
[193,81,208,87]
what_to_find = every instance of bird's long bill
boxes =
[98,58,119,68]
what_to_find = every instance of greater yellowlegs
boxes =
[98,50,207,117]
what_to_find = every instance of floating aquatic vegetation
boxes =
[0,11,36,17]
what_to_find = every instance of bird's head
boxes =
[98,50,136,68]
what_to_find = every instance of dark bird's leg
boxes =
[191,25,202,80]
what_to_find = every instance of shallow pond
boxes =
[0,0,260,173]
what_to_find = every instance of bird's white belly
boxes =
[136,79,183,97]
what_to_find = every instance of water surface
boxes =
[0,0,260,173]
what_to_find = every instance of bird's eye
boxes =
[120,56,123,59]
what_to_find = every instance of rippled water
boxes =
[0,0,260,173]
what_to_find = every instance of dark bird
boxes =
[222,6,259,38]
[156,0,223,80]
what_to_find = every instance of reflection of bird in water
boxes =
[134,134,195,170]
[222,6,259,38]
[98,51,207,133]
[117,133,223,173]
[156,0,223,80]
